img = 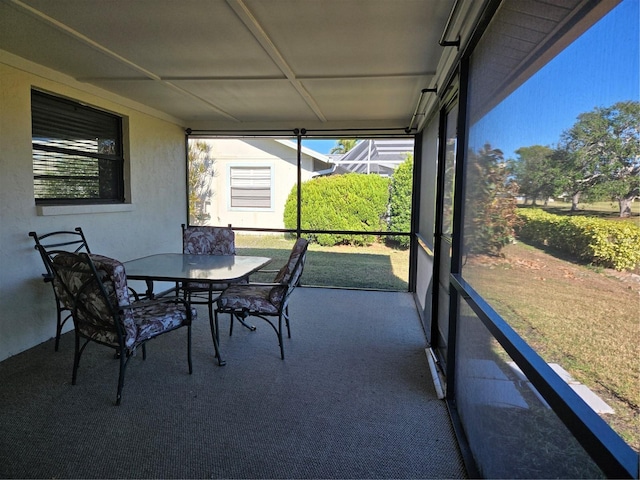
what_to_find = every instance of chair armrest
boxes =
[128,287,141,302]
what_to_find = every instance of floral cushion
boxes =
[273,238,308,284]
[53,253,137,348]
[52,253,193,351]
[182,226,244,292]
[183,226,235,255]
[134,302,194,343]
[217,284,285,315]
[217,239,308,315]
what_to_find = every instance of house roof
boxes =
[275,139,331,165]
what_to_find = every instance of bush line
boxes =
[515,209,640,271]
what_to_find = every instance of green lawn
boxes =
[236,234,409,290]
[533,200,640,224]
[463,241,640,450]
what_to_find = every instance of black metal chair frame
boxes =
[214,239,308,359]
[42,249,193,406]
[29,228,91,351]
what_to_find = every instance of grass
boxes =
[236,234,409,290]
[463,241,640,450]
[529,200,640,224]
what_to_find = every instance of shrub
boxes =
[516,208,640,271]
[283,173,389,246]
[388,155,413,248]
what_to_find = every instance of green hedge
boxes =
[283,173,389,246]
[515,208,640,271]
[388,156,413,248]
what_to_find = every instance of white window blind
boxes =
[32,90,124,205]
[230,166,272,208]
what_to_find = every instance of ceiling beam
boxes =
[226,0,328,122]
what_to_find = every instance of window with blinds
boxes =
[32,90,124,205]
[229,165,272,209]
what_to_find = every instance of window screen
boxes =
[32,90,124,204]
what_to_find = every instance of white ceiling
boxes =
[0,0,457,131]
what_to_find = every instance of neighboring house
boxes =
[200,138,332,230]
[329,139,414,176]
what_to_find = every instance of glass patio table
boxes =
[123,253,271,293]
[123,253,271,366]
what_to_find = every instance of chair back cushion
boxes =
[273,238,309,285]
[52,252,137,348]
[269,238,309,305]
[183,226,235,255]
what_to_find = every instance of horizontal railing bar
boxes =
[229,226,411,237]
[415,233,434,256]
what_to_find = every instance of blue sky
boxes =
[303,1,639,159]
[471,0,639,159]
[301,139,338,155]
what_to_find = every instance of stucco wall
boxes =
[201,138,316,230]
[0,58,187,361]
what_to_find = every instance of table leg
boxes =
[211,309,226,366]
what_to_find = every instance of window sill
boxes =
[36,204,135,216]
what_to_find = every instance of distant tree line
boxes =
[509,101,639,217]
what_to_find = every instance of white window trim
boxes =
[37,203,134,216]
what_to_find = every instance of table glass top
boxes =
[123,253,271,282]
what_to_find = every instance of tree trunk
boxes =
[619,197,633,217]
[571,192,581,211]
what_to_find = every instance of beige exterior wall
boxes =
[200,138,320,230]
[0,54,187,361]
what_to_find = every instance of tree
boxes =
[510,145,560,205]
[557,101,640,216]
[330,139,357,154]
[388,154,413,247]
[464,143,520,256]
[188,140,216,224]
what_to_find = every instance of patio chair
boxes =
[215,237,309,359]
[42,250,195,405]
[180,224,248,329]
[29,228,91,351]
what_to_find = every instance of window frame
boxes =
[31,89,125,206]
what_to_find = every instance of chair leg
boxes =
[284,305,291,338]
[187,324,193,374]
[54,306,62,352]
[71,331,81,385]
[210,311,226,366]
[234,310,256,332]
[115,350,128,406]
[277,313,285,360]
